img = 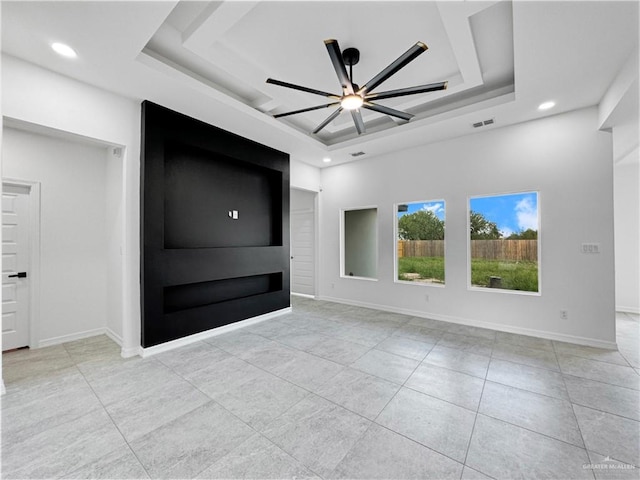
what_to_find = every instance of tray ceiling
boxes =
[143,1,515,145]
[1,1,637,166]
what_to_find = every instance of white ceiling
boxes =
[1,1,638,168]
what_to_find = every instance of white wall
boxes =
[599,48,639,314]
[614,158,639,313]
[2,127,114,344]
[2,54,140,355]
[290,157,321,192]
[320,107,616,347]
[106,148,124,339]
[1,13,5,392]
[290,187,316,212]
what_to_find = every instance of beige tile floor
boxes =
[2,297,639,479]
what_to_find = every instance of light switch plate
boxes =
[581,243,600,254]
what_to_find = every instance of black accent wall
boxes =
[141,101,290,347]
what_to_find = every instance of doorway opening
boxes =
[290,188,317,297]
[2,180,40,351]
[2,124,124,351]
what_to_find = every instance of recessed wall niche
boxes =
[141,101,290,348]
[342,207,378,279]
[163,142,282,249]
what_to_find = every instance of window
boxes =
[469,192,539,293]
[396,200,445,285]
[342,207,377,279]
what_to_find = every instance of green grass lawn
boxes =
[398,256,539,292]
[398,256,445,284]
[470,259,538,292]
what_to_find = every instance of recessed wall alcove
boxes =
[141,101,290,347]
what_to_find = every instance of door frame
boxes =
[291,209,315,297]
[2,178,41,349]
[290,188,319,298]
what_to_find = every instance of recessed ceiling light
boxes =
[538,101,556,111]
[51,42,77,58]
[322,157,332,163]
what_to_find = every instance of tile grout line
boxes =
[4,341,154,478]
[552,340,597,480]
[292,303,640,457]
[362,340,478,472]
[4,302,636,479]
[265,312,465,477]
[143,356,314,479]
[321,418,376,479]
[459,340,491,478]
[169,335,368,478]
[70,351,156,480]
[304,306,640,471]
[367,420,469,474]
[1,343,115,478]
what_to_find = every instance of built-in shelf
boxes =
[164,272,283,313]
[141,101,290,347]
[164,142,283,249]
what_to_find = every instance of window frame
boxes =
[394,199,446,288]
[467,191,541,296]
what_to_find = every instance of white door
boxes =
[2,184,30,351]
[291,211,315,296]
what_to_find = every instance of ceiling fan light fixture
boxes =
[341,94,364,110]
[267,39,447,135]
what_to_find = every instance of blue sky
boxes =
[470,192,538,237]
[397,193,538,237]
[398,200,445,220]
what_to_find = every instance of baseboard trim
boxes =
[291,292,315,299]
[616,306,640,315]
[139,307,293,358]
[120,345,141,359]
[105,328,123,347]
[317,295,617,350]
[37,328,108,349]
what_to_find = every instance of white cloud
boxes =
[421,202,444,214]
[515,196,538,230]
[500,227,514,238]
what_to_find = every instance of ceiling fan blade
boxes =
[365,81,448,101]
[359,42,428,95]
[266,78,340,99]
[324,39,354,95]
[363,102,413,122]
[351,110,366,135]
[312,107,343,134]
[273,102,341,118]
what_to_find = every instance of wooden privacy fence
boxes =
[398,240,538,262]
[398,240,445,258]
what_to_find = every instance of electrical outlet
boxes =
[560,310,569,320]
[425,294,430,303]
[331,283,335,289]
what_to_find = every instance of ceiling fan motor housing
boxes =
[342,47,360,66]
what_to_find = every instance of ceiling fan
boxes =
[266,39,448,135]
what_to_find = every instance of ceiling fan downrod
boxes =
[342,47,360,85]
